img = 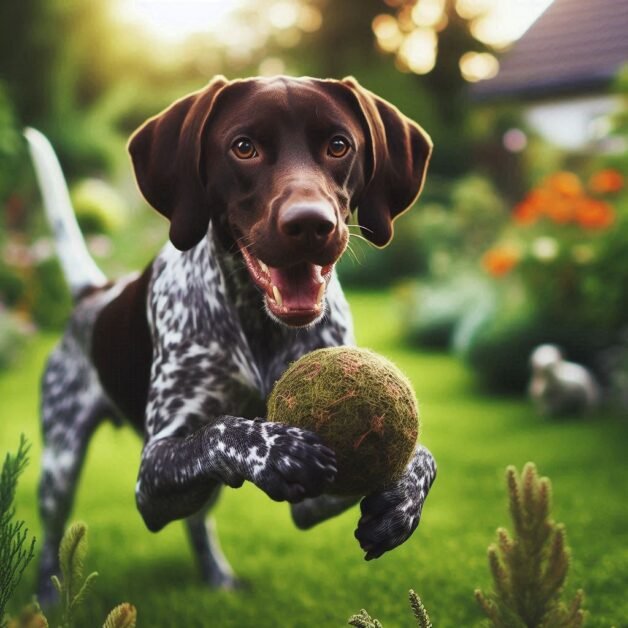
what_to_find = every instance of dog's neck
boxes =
[209,223,260,306]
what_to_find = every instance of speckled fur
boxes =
[37,224,437,599]
[36,75,438,599]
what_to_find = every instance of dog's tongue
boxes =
[269,263,323,310]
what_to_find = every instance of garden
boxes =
[1,0,627,626]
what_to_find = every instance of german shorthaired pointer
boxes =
[28,76,437,602]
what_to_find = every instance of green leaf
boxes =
[58,522,88,601]
[348,609,383,628]
[70,571,98,612]
[408,590,432,628]
[102,603,137,628]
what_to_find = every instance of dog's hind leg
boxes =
[184,486,242,590]
[36,337,109,606]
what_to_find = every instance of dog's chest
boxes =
[148,240,355,420]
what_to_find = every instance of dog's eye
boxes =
[232,138,258,160]
[327,136,351,158]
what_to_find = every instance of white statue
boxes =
[529,344,600,417]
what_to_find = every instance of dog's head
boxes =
[531,344,563,374]
[129,75,432,327]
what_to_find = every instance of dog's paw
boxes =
[250,422,337,503]
[354,481,421,560]
[354,447,436,560]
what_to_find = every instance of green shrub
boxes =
[599,331,628,411]
[70,178,126,235]
[0,83,22,206]
[462,302,545,393]
[28,259,72,330]
[0,311,26,371]
[337,174,508,289]
[399,274,494,350]
[0,436,36,622]
[462,303,613,394]
[471,163,628,392]
[0,265,25,309]
[0,437,136,628]
[337,210,428,289]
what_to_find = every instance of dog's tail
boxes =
[24,128,107,299]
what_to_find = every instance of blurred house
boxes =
[473,0,628,151]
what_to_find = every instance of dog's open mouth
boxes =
[238,244,333,326]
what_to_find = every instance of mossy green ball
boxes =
[267,347,419,496]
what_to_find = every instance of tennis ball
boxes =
[267,347,419,496]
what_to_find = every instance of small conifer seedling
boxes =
[475,463,586,628]
[347,590,432,627]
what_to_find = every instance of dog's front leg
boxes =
[354,445,437,560]
[291,446,437,559]
[136,416,337,532]
[291,495,360,529]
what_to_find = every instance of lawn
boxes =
[2,290,628,627]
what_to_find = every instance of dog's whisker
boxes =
[344,241,362,266]
[348,232,376,248]
[235,237,258,253]
[347,223,375,234]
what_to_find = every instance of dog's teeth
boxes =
[259,260,269,274]
[272,285,283,306]
[316,283,325,306]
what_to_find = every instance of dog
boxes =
[26,76,437,603]
[529,344,600,416]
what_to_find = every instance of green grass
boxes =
[2,291,628,627]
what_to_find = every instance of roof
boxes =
[472,0,628,101]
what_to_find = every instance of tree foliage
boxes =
[0,436,36,624]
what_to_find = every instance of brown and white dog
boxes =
[26,76,437,604]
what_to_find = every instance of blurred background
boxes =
[1,0,627,626]
[1,0,627,398]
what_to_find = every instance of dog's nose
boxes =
[279,203,337,245]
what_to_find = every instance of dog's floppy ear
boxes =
[128,76,228,251]
[342,77,433,247]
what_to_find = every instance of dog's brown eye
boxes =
[328,136,351,158]
[232,138,257,159]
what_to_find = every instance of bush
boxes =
[599,331,628,411]
[463,305,547,393]
[399,274,495,350]
[337,210,428,289]
[0,83,22,206]
[338,174,508,289]
[70,178,127,235]
[469,168,628,392]
[0,264,25,308]
[28,258,72,330]
[0,310,27,371]
[462,296,610,394]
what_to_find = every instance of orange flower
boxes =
[575,199,615,230]
[588,169,625,194]
[544,172,583,198]
[513,199,539,224]
[513,190,546,224]
[544,198,575,224]
[482,247,518,277]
